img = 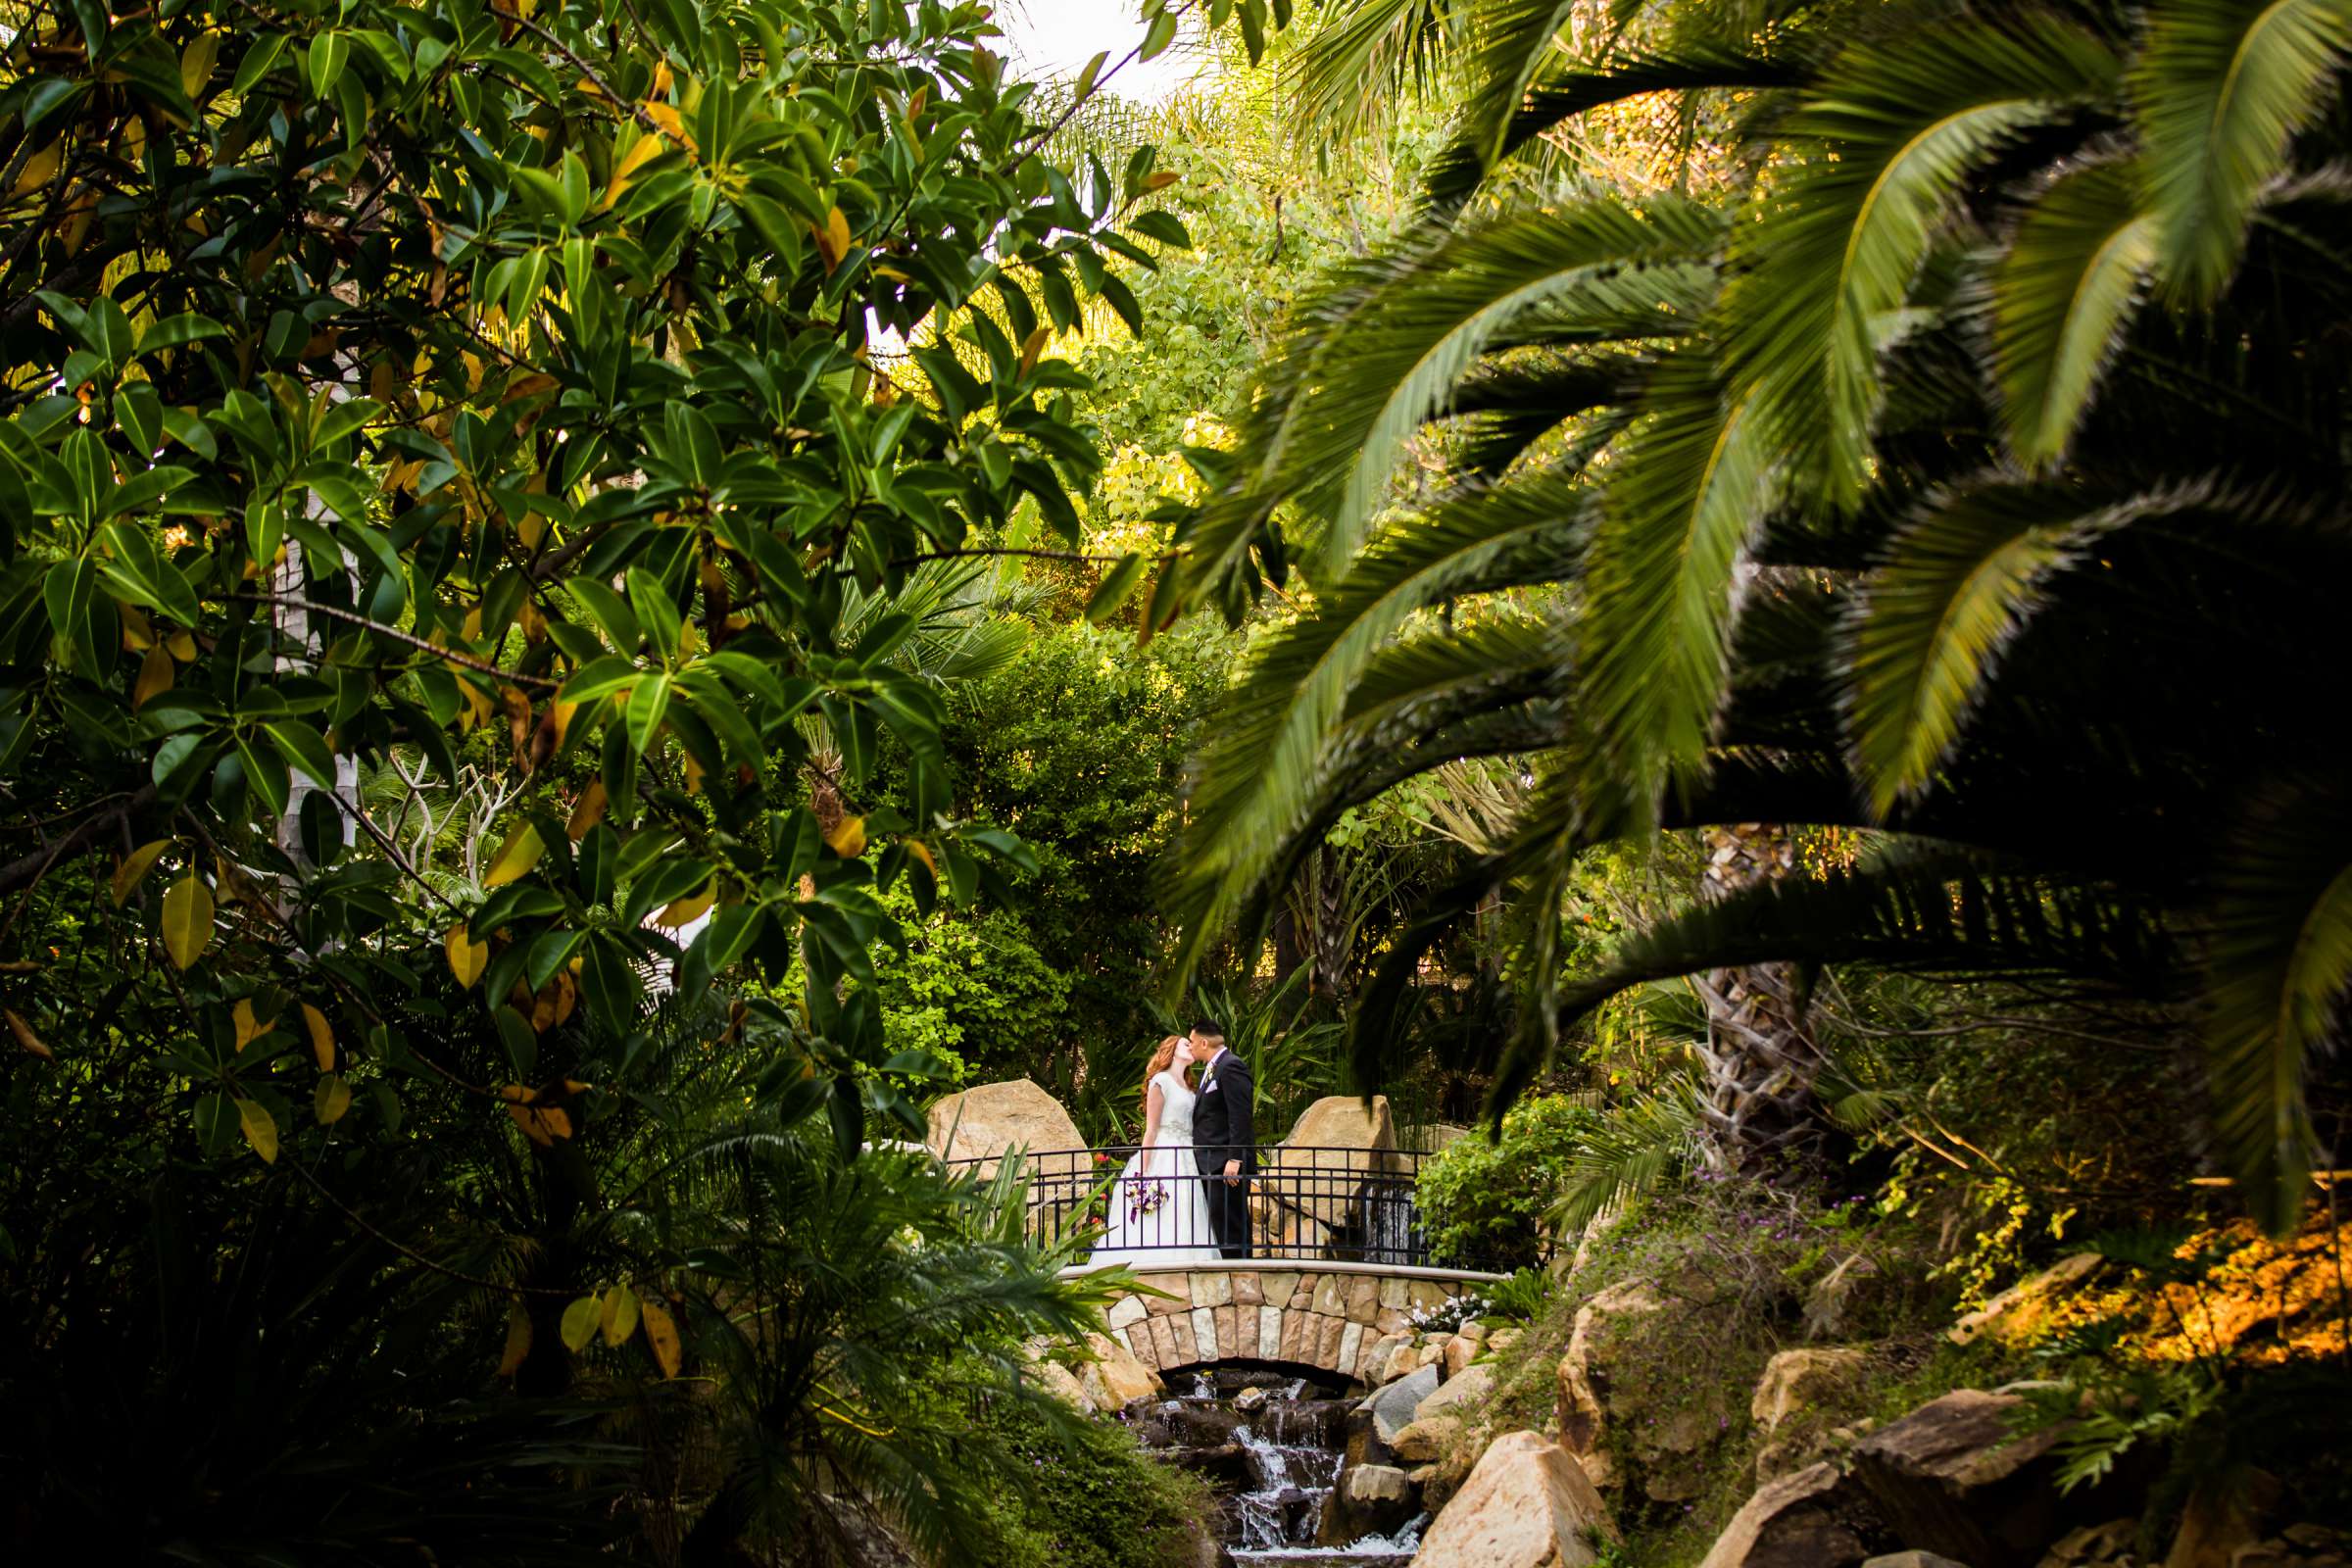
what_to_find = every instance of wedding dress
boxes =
[1091,1069,1221,1266]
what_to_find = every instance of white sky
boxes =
[995,0,1205,103]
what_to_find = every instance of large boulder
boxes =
[1751,1348,1870,1432]
[924,1079,1084,1177]
[1254,1095,1404,1248]
[1850,1388,2106,1565]
[1416,1362,1498,1425]
[1554,1280,1664,1482]
[1554,1278,1723,1500]
[1363,1362,1441,1445]
[1695,1462,1889,1568]
[1411,1431,1618,1568]
[1317,1460,1419,1546]
[1080,1331,1163,1410]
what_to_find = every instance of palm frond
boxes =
[1721,15,2123,510]
[1988,159,2160,467]
[1172,198,1719,606]
[1549,848,2179,1048]
[1289,0,1461,137]
[1552,1074,1706,1232]
[2201,781,2352,1232]
[1575,348,1778,810]
[1421,42,1804,210]
[1165,467,1593,983]
[2133,0,2352,304]
[1843,480,2209,818]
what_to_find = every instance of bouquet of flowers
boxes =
[1126,1176,1169,1222]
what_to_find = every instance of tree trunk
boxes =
[1692,823,1827,1175]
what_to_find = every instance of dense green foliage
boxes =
[1416,1092,1593,1270]
[1160,0,2352,1225]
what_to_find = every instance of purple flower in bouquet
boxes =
[1126,1177,1168,1222]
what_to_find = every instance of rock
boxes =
[1460,1319,1490,1344]
[1947,1253,2103,1348]
[1415,1362,1497,1425]
[1317,1458,1420,1547]
[923,1079,1083,1175]
[1805,1253,1884,1342]
[1751,1348,1870,1432]
[812,1494,924,1567]
[1488,1327,1523,1354]
[1445,1333,1478,1379]
[1851,1388,2101,1565]
[1555,1280,1664,1461]
[2040,1520,2133,1565]
[1081,1331,1162,1408]
[2166,1471,2282,1568]
[1862,1555,1976,1568]
[1363,1362,1440,1444]
[1695,1462,1888,1568]
[1234,1385,1271,1414]
[1033,1358,1093,1412]
[1410,1431,1617,1568]
[1418,1122,1475,1152]
[1258,1095,1404,1239]
[1391,1413,1464,1463]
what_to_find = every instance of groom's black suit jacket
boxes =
[1191,1050,1257,1177]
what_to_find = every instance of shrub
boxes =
[1416,1095,1597,1270]
[970,1394,1214,1568]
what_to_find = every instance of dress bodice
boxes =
[1153,1069,1197,1142]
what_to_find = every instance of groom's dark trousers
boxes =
[1192,1051,1256,1258]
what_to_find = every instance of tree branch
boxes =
[229,593,561,689]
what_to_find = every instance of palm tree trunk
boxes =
[1692,823,1827,1174]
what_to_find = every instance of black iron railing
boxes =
[944,1146,1441,1267]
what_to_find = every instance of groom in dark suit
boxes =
[1188,1021,1256,1259]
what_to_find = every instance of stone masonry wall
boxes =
[1102,1268,1475,1384]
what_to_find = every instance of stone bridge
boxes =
[1087,1262,1501,1387]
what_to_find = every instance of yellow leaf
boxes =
[497,1299,533,1376]
[641,1298,682,1377]
[507,1101,572,1145]
[232,998,275,1053]
[560,1294,601,1352]
[483,823,545,887]
[111,840,169,906]
[314,1072,352,1125]
[651,60,673,95]
[166,630,197,662]
[446,924,489,988]
[6,1007,53,1060]
[132,645,174,710]
[498,1082,538,1102]
[904,838,938,879]
[657,882,714,929]
[179,29,220,98]
[827,205,852,261]
[161,873,214,969]
[566,776,608,840]
[601,132,665,210]
[236,1099,278,1163]
[303,1003,334,1070]
[823,814,866,858]
[601,1282,641,1348]
[120,602,154,650]
[12,141,61,199]
[642,101,693,152]
[1018,325,1051,377]
[1142,172,1180,192]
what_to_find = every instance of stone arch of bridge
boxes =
[1092,1264,1499,1389]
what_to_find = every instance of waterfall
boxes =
[1125,1368,1419,1568]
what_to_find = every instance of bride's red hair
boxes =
[1142,1035,1192,1125]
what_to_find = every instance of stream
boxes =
[1126,1369,1425,1568]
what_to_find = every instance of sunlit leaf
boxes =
[161,874,213,969]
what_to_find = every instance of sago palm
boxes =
[1161,0,2352,1227]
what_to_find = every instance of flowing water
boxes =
[1125,1370,1423,1568]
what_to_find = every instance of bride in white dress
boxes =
[1091,1036,1221,1266]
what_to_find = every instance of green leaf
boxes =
[308,31,350,100]
[2134,0,2352,304]
[1989,162,2160,467]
